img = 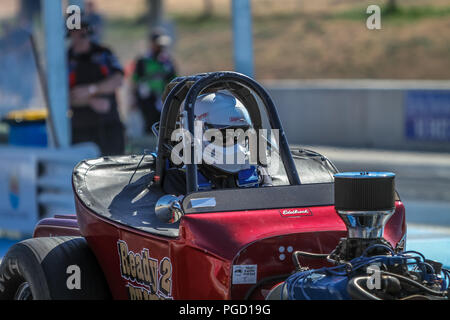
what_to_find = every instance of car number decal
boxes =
[117,240,173,300]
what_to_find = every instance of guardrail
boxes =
[0,143,99,236]
[265,80,450,152]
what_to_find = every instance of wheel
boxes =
[0,237,111,300]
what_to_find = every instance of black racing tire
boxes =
[0,237,111,300]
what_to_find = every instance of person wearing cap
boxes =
[131,30,177,134]
[84,0,104,43]
[68,20,125,155]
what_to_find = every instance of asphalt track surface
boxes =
[1,146,450,269]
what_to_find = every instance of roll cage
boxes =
[154,71,302,194]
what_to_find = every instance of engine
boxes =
[267,172,449,300]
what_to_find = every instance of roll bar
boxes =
[155,71,301,194]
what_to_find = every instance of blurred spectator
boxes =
[68,20,125,156]
[18,0,41,25]
[84,1,104,43]
[0,19,35,109]
[131,30,177,134]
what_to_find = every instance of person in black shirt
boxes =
[68,21,125,155]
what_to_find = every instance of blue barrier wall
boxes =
[265,80,450,152]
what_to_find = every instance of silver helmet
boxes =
[193,91,253,174]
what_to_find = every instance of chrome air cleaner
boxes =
[329,172,396,262]
[334,172,396,239]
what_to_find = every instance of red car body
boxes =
[33,198,406,300]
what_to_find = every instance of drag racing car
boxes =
[0,72,448,300]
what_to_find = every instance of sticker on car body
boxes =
[279,208,312,218]
[117,240,173,300]
[232,265,257,284]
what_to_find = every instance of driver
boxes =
[163,91,272,195]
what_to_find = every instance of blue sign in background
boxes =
[405,90,450,142]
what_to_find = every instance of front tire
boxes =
[0,237,111,300]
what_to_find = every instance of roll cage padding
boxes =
[156,71,301,194]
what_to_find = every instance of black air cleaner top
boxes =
[334,172,396,211]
